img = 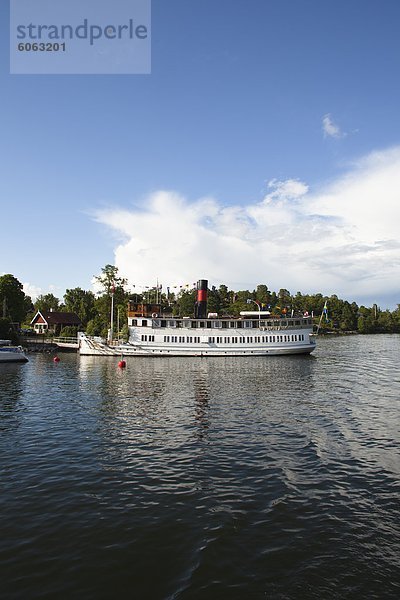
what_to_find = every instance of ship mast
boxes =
[109,283,115,342]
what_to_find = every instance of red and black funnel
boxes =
[194,279,208,319]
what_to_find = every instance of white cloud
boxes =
[322,113,346,139]
[22,282,62,301]
[22,282,42,301]
[93,146,400,307]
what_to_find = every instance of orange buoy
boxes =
[53,356,60,363]
[118,359,126,368]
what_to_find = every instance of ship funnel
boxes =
[194,279,208,319]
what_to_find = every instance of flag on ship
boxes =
[323,301,328,321]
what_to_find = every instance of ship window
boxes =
[209,337,215,343]
[168,320,176,328]
[212,321,222,328]
[237,321,243,328]
[191,321,197,328]
[161,320,166,327]
[206,321,212,328]
[229,321,236,328]
[225,337,230,343]
[199,321,205,328]
[131,319,137,326]
[142,320,147,327]
[244,321,252,328]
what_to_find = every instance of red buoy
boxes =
[118,359,126,369]
[53,356,60,363]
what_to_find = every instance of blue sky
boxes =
[1,0,400,308]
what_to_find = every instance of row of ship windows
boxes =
[140,334,305,343]
[133,319,310,329]
[207,335,305,343]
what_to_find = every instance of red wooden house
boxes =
[30,310,81,335]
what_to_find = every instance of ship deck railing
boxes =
[149,319,312,331]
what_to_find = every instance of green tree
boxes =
[0,274,27,324]
[86,314,108,338]
[393,304,400,332]
[255,284,271,307]
[340,301,358,331]
[278,288,292,314]
[63,287,96,327]
[174,289,196,316]
[91,265,129,335]
[94,264,127,295]
[357,306,375,333]
[218,284,232,312]
[34,293,60,313]
[59,325,79,337]
[0,317,18,342]
[376,309,396,333]
[207,286,222,314]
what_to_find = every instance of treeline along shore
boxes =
[1,266,399,343]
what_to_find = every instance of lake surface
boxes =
[1,335,399,599]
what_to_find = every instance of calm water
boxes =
[1,335,399,599]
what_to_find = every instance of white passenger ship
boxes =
[78,280,316,357]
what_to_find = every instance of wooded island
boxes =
[1,265,399,341]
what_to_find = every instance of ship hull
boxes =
[78,334,316,357]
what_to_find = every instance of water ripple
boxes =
[1,336,399,599]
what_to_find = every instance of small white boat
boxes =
[78,280,316,358]
[0,340,28,363]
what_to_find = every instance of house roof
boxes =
[31,311,81,326]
